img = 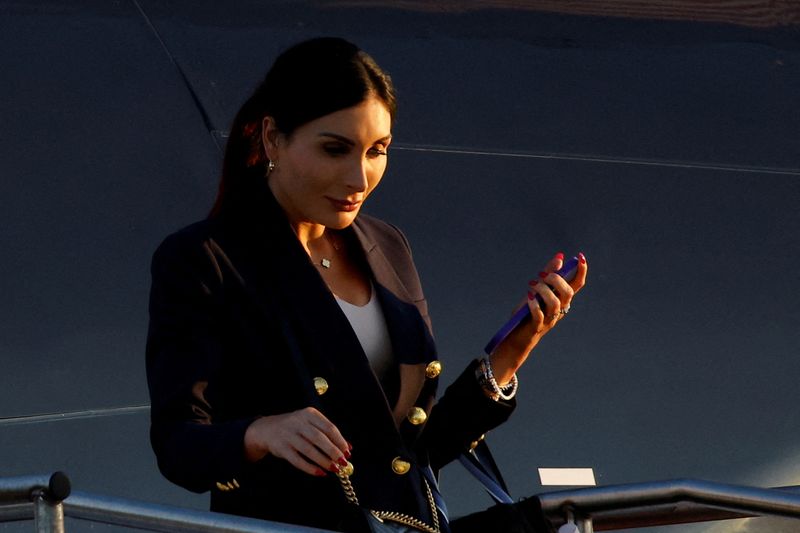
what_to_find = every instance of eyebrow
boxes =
[318,132,392,145]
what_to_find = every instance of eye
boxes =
[322,142,350,156]
[367,146,388,158]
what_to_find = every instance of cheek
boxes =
[286,154,326,192]
[367,161,387,192]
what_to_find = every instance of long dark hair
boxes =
[210,37,397,217]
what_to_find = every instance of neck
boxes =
[293,221,327,256]
[267,178,327,255]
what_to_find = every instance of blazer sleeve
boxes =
[146,230,255,493]
[422,360,515,471]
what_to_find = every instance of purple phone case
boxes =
[484,256,580,355]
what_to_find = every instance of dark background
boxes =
[2,1,799,531]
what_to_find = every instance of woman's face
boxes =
[264,96,392,231]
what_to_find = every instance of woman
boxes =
[146,37,587,533]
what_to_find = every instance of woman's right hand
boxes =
[244,407,350,477]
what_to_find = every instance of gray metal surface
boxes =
[0,473,331,533]
[539,480,800,530]
[62,490,332,533]
[0,474,68,533]
[0,504,31,523]
[2,2,799,532]
[33,496,63,533]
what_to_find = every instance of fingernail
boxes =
[347,441,353,451]
[578,252,586,264]
[529,280,539,287]
[344,449,352,459]
[555,252,564,260]
[338,456,348,467]
[538,271,548,279]
[314,469,326,477]
[329,463,340,473]
[527,291,534,300]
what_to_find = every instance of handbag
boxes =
[340,442,548,533]
[336,466,444,533]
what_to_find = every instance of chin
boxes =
[324,212,359,230]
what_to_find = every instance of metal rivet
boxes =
[340,461,354,477]
[425,360,442,378]
[407,407,427,426]
[313,377,329,395]
[391,457,411,475]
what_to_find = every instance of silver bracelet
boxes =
[477,357,518,401]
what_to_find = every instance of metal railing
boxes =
[4,473,800,532]
[0,472,332,532]
[0,472,70,532]
[538,478,800,532]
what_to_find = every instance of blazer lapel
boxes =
[351,221,415,305]
[216,183,435,444]
[214,186,401,442]
[351,220,432,428]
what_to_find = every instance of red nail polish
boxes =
[344,449,352,459]
[347,441,353,451]
[314,469,326,477]
[329,463,340,473]
[555,252,564,260]
[530,280,539,287]
[578,252,586,264]
[528,291,534,300]
[338,457,348,467]
[538,271,548,279]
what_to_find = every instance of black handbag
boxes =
[336,441,548,533]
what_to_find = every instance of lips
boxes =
[327,197,362,212]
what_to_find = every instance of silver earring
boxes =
[267,160,276,174]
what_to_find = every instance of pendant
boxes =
[321,258,331,269]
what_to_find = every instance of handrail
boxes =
[63,490,334,532]
[6,473,800,532]
[537,478,800,531]
[0,472,70,532]
[0,472,334,532]
[0,472,71,504]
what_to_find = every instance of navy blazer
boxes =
[146,182,515,531]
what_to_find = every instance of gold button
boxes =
[313,377,329,396]
[340,460,354,477]
[391,457,411,475]
[407,407,427,426]
[425,360,442,378]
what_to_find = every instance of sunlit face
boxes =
[263,96,392,231]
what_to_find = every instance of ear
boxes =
[261,116,282,161]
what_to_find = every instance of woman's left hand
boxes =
[490,252,588,385]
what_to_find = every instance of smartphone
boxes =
[484,255,581,355]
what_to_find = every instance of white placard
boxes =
[538,468,596,486]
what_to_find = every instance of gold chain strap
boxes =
[336,471,360,506]
[336,470,440,533]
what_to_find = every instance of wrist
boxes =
[476,357,519,401]
[488,351,522,386]
[244,417,269,462]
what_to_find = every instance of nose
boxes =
[344,157,369,192]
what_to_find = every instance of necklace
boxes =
[317,232,340,269]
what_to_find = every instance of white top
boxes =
[335,286,394,379]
